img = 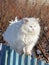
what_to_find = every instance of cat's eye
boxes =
[30,26,32,28]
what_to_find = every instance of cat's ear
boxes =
[23,18,28,24]
[36,18,40,22]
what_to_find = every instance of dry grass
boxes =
[0,0,49,31]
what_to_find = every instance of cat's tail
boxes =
[9,16,18,25]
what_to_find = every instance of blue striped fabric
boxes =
[0,45,49,65]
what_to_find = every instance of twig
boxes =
[38,43,49,62]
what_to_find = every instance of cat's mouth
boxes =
[28,31,35,35]
[25,29,35,35]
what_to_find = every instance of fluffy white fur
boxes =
[3,17,41,55]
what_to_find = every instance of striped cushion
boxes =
[0,45,49,65]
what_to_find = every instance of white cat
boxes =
[3,17,41,55]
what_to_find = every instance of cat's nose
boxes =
[32,28,34,30]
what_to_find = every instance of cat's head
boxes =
[21,17,41,35]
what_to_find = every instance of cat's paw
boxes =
[26,51,31,55]
[23,47,31,55]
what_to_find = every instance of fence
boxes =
[0,45,49,65]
